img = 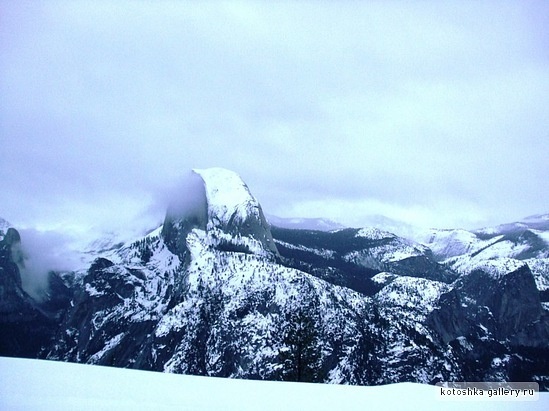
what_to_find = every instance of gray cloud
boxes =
[16,229,81,300]
[1,0,548,238]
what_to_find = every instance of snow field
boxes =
[1,357,547,411]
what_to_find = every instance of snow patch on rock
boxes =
[466,258,527,279]
[356,227,395,240]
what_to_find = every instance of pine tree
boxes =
[277,301,323,382]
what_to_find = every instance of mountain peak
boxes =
[194,168,261,231]
[162,168,278,259]
[195,168,279,258]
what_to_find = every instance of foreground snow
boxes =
[1,357,547,411]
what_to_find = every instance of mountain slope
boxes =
[1,168,548,389]
[420,214,549,302]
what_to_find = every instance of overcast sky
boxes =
[1,1,548,239]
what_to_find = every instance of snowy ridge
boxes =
[344,232,428,267]
[476,223,528,236]
[273,238,336,259]
[371,272,398,286]
[421,213,549,263]
[356,227,396,240]
[420,216,549,294]
[466,258,527,279]
[474,239,530,260]
[420,229,504,260]
[47,232,184,366]
[448,245,529,275]
[66,226,164,272]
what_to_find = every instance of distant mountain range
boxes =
[1,168,548,388]
[265,215,346,232]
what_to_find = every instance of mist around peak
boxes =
[163,171,208,225]
[16,229,81,301]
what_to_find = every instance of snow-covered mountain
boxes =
[419,214,549,301]
[1,168,548,390]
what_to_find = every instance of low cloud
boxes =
[150,170,208,224]
[17,229,81,301]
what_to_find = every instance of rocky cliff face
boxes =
[1,169,548,388]
[428,261,541,341]
[0,225,68,357]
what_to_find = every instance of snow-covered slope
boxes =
[1,171,548,391]
[419,215,549,299]
[1,357,546,411]
[41,169,462,384]
[419,228,504,260]
[271,225,457,292]
[422,215,549,263]
[348,228,431,266]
